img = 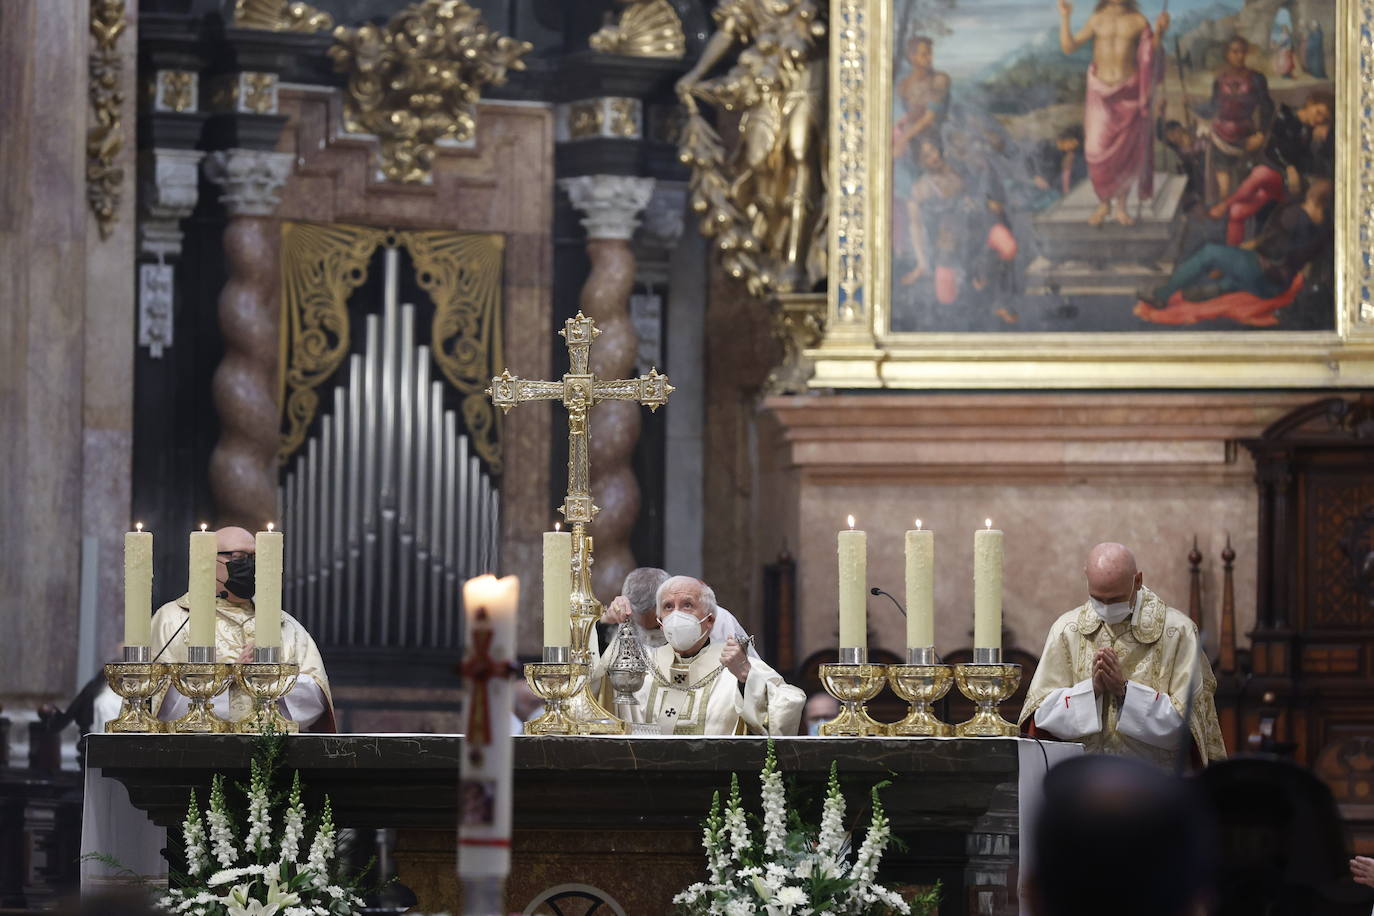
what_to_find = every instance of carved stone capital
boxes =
[138,148,206,259]
[560,175,655,241]
[203,148,294,217]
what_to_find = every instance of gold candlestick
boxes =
[104,646,168,733]
[522,655,588,736]
[170,647,233,734]
[234,647,300,734]
[887,648,952,737]
[818,649,888,737]
[953,649,1021,737]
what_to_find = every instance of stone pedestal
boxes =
[89,733,1076,916]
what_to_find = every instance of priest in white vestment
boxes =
[598,566,758,658]
[598,575,803,736]
[150,526,335,731]
[1020,542,1226,767]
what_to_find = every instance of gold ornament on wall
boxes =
[233,0,335,32]
[327,0,532,184]
[589,0,687,59]
[87,0,126,240]
[278,222,505,470]
[676,0,827,298]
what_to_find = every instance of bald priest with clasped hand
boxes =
[1020,542,1227,768]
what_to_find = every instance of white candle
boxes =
[542,528,572,647]
[189,525,217,647]
[838,516,867,650]
[973,520,1004,651]
[124,523,153,647]
[459,574,519,888]
[255,524,283,649]
[905,521,934,649]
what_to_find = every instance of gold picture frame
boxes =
[811,0,1374,388]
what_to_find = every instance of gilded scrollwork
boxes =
[401,228,506,471]
[233,0,335,32]
[328,0,532,184]
[1358,0,1374,325]
[278,222,506,470]
[278,222,385,461]
[675,0,827,298]
[589,0,687,59]
[87,0,126,240]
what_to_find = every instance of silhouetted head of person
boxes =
[1027,755,1216,916]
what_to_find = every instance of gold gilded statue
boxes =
[676,0,826,297]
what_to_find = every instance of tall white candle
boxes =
[838,516,867,650]
[255,524,283,649]
[905,522,934,649]
[973,520,1004,651]
[542,528,572,647]
[124,523,153,647]
[459,574,519,891]
[189,525,217,647]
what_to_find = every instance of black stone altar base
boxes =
[88,734,1032,915]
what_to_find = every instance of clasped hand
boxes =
[1092,647,1127,700]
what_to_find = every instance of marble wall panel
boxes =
[274,90,554,655]
[0,1,137,703]
[747,393,1321,667]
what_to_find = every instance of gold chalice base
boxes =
[887,664,953,738]
[523,662,589,736]
[235,662,301,734]
[103,662,169,733]
[953,663,1022,738]
[170,662,234,734]
[818,663,889,737]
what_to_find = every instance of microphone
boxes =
[870,586,907,618]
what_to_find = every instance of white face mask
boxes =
[660,610,708,653]
[1089,590,1137,624]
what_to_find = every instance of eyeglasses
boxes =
[216,550,252,561]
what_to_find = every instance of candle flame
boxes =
[846,514,855,529]
[554,521,561,532]
[134,521,143,532]
[985,518,993,529]
[266,522,275,532]
[200,523,208,532]
[915,518,922,530]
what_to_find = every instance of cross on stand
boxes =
[487,311,672,733]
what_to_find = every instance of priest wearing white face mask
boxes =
[1019,542,1226,767]
[596,566,759,658]
[613,575,804,736]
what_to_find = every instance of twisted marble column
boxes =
[560,175,655,603]
[203,149,294,528]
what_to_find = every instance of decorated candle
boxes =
[123,524,153,647]
[188,525,217,647]
[905,522,934,649]
[255,524,283,649]
[973,520,1004,651]
[459,574,519,893]
[542,527,572,647]
[837,516,867,650]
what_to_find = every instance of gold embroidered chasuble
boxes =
[637,641,805,736]
[150,594,335,729]
[1019,587,1227,766]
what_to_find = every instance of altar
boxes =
[86,733,1079,916]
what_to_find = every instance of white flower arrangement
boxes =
[157,741,367,916]
[673,742,939,916]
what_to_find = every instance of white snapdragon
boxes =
[182,790,210,878]
[723,774,750,864]
[817,763,846,855]
[760,743,787,857]
[279,773,306,864]
[206,776,239,869]
[305,797,336,887]
[243,762,272,855]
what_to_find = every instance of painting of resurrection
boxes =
[888,0,1337,332]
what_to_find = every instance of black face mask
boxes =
[223,554,256,600]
